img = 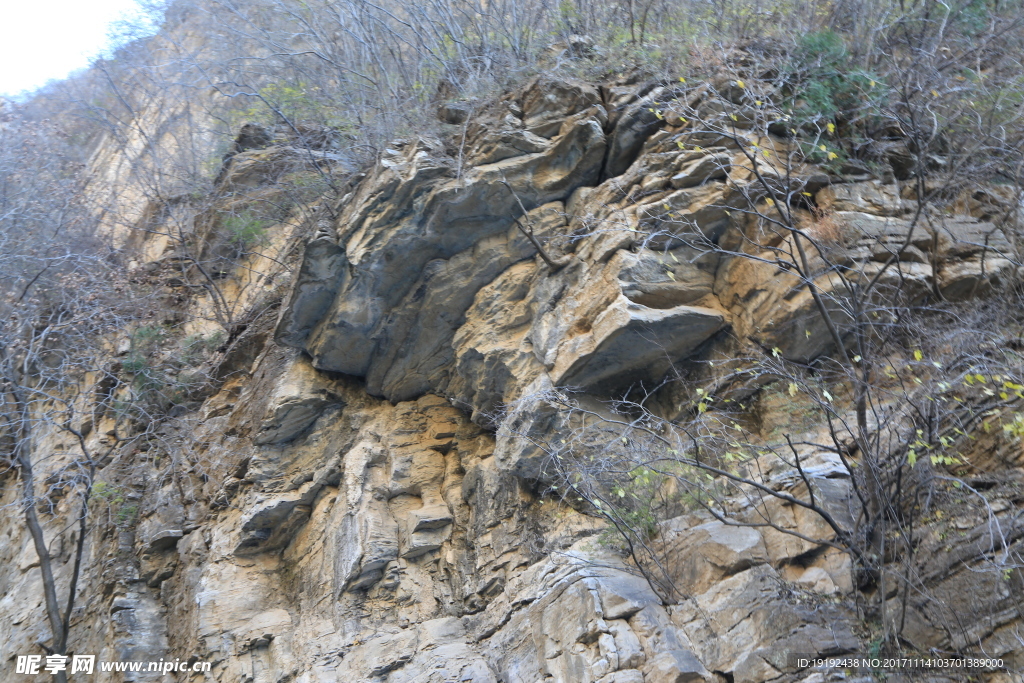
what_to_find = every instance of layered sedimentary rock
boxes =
[2,73,1022,683]
[277,76,1013,413]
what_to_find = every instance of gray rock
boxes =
[663,520,769,594]
[670,153,731,188]
[605,89,667,178]
[644,650,712,683]
[520,75,602,138]
[554,298,726,391]
[285,117,606,397]
[438,101,473,125]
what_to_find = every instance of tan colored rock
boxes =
[551,295,726,390]
[670,153,731,188]
[605,87,668,178]
[277,114,606,403]
[662,520,770,594]
[520,75,602,138]
[672,565,859,682]
[817,180,905,216]
[9,68,1023,683]
[598,670,645,683]
[784,566,838,594]
[937,256,1014,300]
[644,650,712,683]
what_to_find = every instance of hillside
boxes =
[2,2,1024,682]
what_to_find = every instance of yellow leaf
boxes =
[755,100,762,106]
[772,347,781,358]
[802,192,812,196]
[913,349,923,361]
[870,80,875,87]
[763,150,771,158]
[826,122,835,133]
[827,151,838,160]
[819,144,827,152]
[667,271,676,281]
[908,449,917,466]
[931,89,939,97]
[677,140,685,149]
[788,382,798,397]
[729,114,738,121]
[679,76,686,83]
[736,80,745,88]
[823,390,833,402]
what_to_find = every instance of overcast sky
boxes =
[0,0,155,98]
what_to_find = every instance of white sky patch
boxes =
[0,0,156,98]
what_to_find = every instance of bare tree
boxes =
[0,109,181,679]
[503,16,1024,652]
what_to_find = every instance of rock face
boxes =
[277,76,1014,416]
[2,73,1023,683]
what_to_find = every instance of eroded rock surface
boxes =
[3,72,1023,683]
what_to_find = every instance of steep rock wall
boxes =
[2,73,1022,683]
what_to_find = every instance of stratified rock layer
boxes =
[2,73,1021,683]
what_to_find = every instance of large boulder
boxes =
[277,116,607,396]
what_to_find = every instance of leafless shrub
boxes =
[500,14,1024,653]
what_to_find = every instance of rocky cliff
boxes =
[2,71,1023,683]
